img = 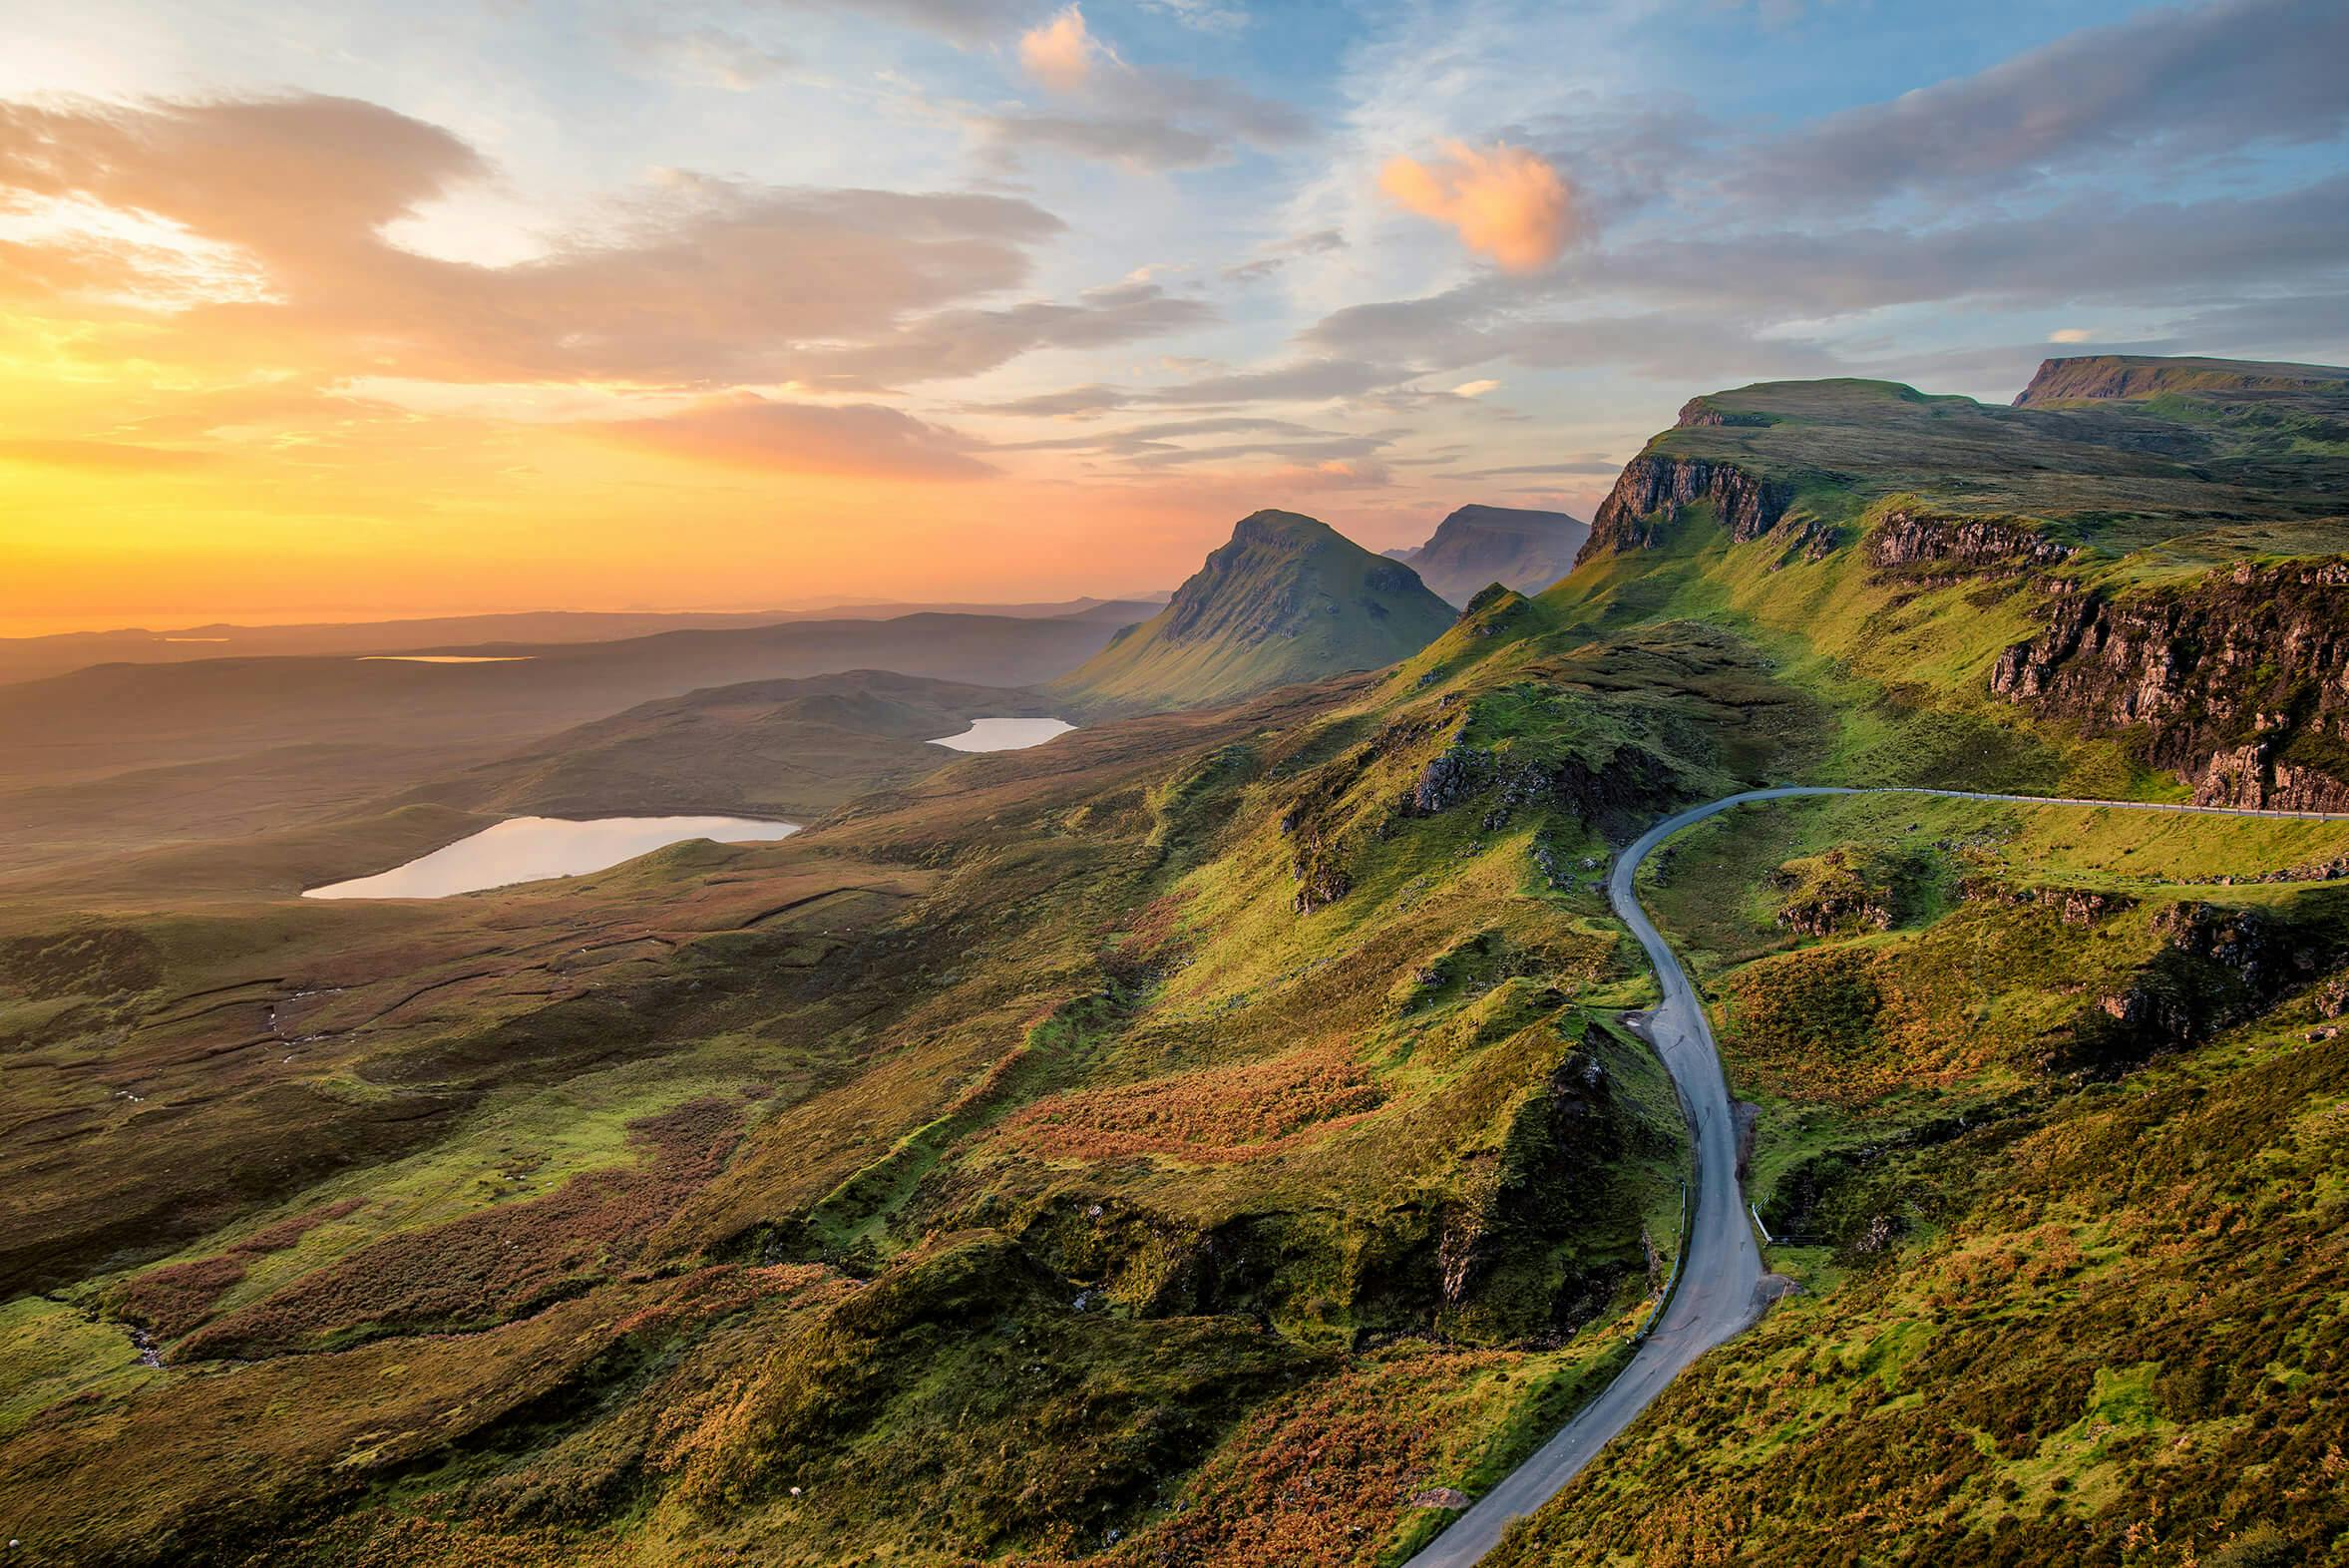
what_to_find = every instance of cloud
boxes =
[626,26,797,91]
[2048,328,2095,344]
[1737,0,2349,210]
[0,94,1114,389]
[1267,457,1391,490]
[764,0,1038,47]
[1142,0,1249,32]
[1147,356,1400,406]
[1450,459,1622,478]
[979,383,1134,417]
[1220,226,1346,284]
[0,437,218,472]
[794,280,1215,388]
[1299,170,2349,398]
[604,396,996,480]
[1378,141,1578,273]
[975,45,1308,172]
[1019,6,1096,92]
[1450,378,1499,398]
[997,414,1337,455]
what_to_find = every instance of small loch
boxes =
[304,815,800,900]
[927,717,1076,752]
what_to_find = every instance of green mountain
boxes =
[2009,351,2349,405]
[1054,508,1457,711]
[1386,503,1590,605]
[8,358,2349,1568]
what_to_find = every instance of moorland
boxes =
[3,354,2346,1568]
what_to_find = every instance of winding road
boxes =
[1405,784,2349,1568]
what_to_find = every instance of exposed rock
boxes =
[1958,880,2135,928]
[1865,508,2073,579]
[1409,743,1491,815]
[1290,853,1351,915]
[2060,900,2335,1075]
[1674,395,1774,429]
[1989,559,2349,810]
[1577,454,1789,564]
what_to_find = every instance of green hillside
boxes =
[4,357,2348,1568]
[1489,790,2349,1567]
[1055,510,1458,711]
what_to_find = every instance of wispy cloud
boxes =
[1733,0,2349,210]
[604,395,996,479]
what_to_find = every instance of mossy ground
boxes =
[0,653,1722,1566]
[1489,795,2349,1566]
[8,369,2346,1566]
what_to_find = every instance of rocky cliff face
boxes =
[1989,559,2349,809]
[1575,454,1788,564]
[1865,509,2075,579]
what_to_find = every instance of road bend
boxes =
[1405,784,2349,1567]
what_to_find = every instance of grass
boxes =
[1059,510,1457,713]
[7,359,2347,1566]
[1485,793,2349,1566]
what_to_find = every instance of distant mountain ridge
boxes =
[0,599,1160,688]
[2012,353,2349,406]
[1055,509,1455,711]
[1386,504,1589,604]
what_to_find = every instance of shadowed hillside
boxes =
[1388,504,1590,605]
[1056,510,1457,712]
[408,669,1065,823]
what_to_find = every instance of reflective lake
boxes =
[357,654,535,664]
[928,717,1076,752]
[304,815,801,899]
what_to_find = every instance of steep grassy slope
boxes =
[0,600,1815,1565]
[1552,360,2349,809]
[1490,792,2349,1567]
[1057,510,1457,712]
[5,355,2344,1568]
[1390,505,1591,606]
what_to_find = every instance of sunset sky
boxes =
[3,0,2346,632]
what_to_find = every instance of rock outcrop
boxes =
[1865,508,2074,579]
[1576,454,1789,564]
[1674,396,1774,429]
[2062,899,2334,1075]
[1989,559,2349,810]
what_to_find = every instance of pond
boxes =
[304,814,800,899]
[927,717,1076,752]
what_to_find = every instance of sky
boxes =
[1,0,2345,633]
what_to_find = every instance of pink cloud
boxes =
[1019,6,1096,92]
[602,395,996,480]
[1378,141,1578,273]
